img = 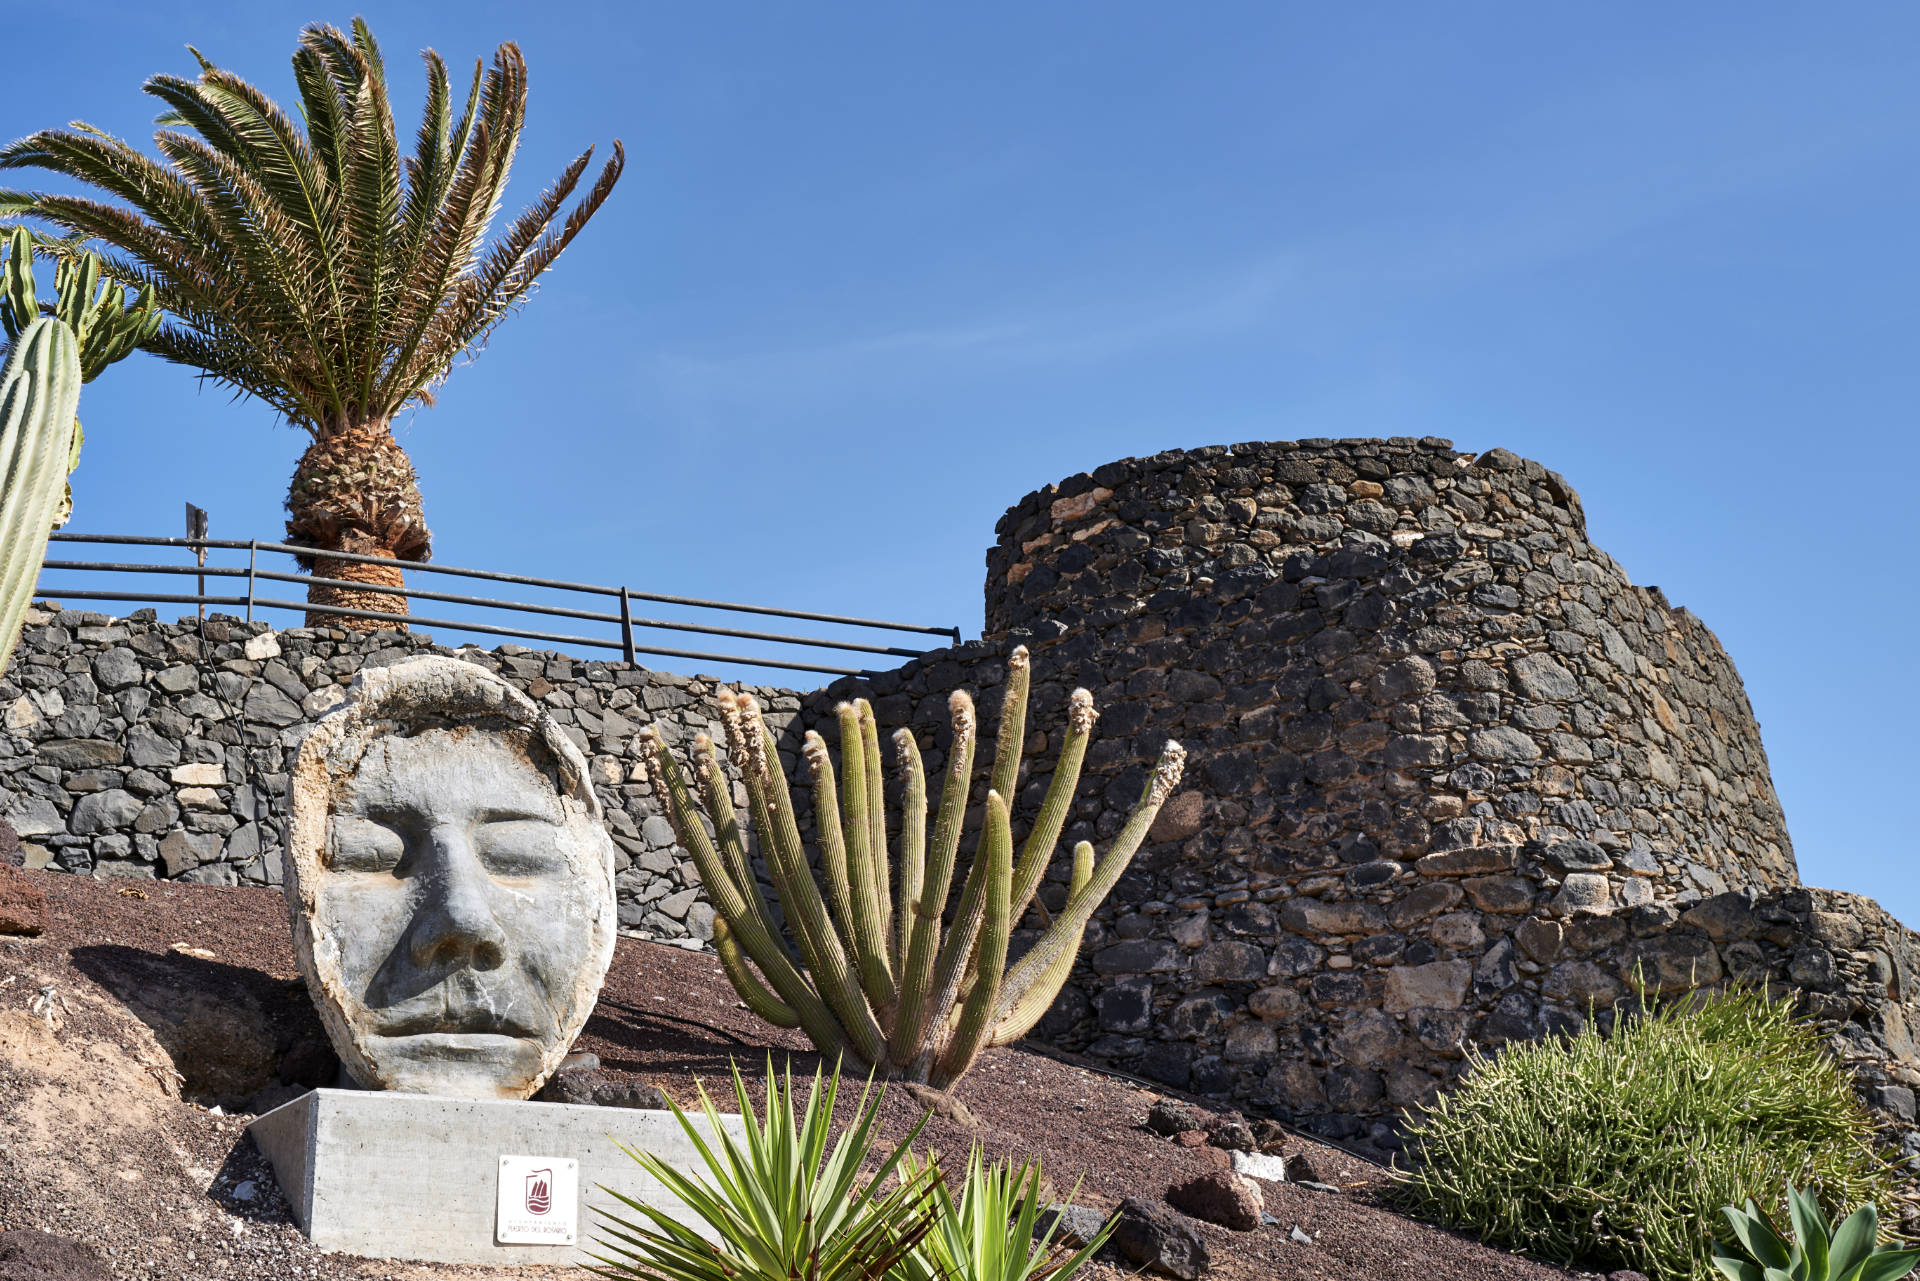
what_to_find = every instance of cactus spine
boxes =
[0,315,82,677]
[641,646,1187,1089]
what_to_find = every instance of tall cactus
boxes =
[0,314,82,677]
[640,646,1187,1089]
[1,227,160,525]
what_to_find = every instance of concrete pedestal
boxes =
[247,1088,742,1266]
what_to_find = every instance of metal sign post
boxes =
[185,504,208,619]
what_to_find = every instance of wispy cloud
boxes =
[641,250,1301,411]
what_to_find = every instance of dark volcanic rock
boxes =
[1109,1196,1211,1279]
[1146,1097,1207,1136]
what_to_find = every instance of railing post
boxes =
[619,586,635,665]
[246,539,257,623]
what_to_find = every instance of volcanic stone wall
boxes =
[964,437,1809,1141]
[10,438,1918,1161]
[0,603,798,946]
[783,436,1846,1151]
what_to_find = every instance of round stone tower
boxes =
[977,437,1797,1141]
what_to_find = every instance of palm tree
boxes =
[0,19,623,627]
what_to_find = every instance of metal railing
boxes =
[36,533,963,678]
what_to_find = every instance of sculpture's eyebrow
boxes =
[475,806,559,824]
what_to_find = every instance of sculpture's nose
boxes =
[408,823,509,971]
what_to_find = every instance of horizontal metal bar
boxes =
[47,532,961,641]
[42,589,252,608]
[32,588,882,676]
[38,558,931,658]
[40,560,251,578]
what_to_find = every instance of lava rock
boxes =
[593,1081,670,1110]
[1146,1097,1207,1136]
[1205,1115,1256,1152]
[1037,1203,1110,1249]
[1109,1196,1211,1279]
[1166,1170,1265,1232]
[0,865,47,937]
[534,1067,602,1106]
[1284,1151,1326,1184]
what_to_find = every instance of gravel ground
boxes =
[0,872,1592,1281]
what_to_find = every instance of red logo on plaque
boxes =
[525,1169,553,1216]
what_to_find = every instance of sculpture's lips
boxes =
[367,1003,542,1040]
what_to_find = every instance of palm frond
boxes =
[1,21,622,436]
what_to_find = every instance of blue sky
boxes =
[8,5,1917,921]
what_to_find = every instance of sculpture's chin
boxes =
[361,1033,550,1099]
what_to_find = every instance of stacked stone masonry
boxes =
[0,605,804,947]
[7,438,1917,1162]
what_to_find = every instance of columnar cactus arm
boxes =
[857,702,893,964]
[891,728,927,971]
[730,696,886,1067]
[802,730,861,946]
[1,229,36,341]
[713,917,801,1029]
[931,789,1014,1086]
[914,803,1001,1076]
[992,740,1187,1030]
[1008,687,1097,925]
[639,729,839,1049]
[988,841,1094,1047]
[886,690,976,1065]
[0,317,81,678]
[987,646,1030,807]
[835,704,895,1010]
[693,739,791,966]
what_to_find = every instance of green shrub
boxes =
[1392,988,1903,1281]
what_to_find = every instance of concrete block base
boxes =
[247,1088,741,1265]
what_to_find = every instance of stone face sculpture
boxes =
[284,655,617,1099]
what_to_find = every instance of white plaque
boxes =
[496,1154,579,1245]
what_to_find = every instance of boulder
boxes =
[1146,1097,1207,1136]
[1167,1170,1264,1231]
[1109,1197,1211,1279]
[1037,1203,1111,1250]
[0,866,46,937]
[1229,1150,1288,1182]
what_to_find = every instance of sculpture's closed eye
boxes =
[328,815,407,873]
[474,818,565,877]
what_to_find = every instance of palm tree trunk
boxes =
[284,420,433,632]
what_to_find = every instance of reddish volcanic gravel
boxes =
[0,872,1590,1281]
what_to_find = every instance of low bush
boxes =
[1392,987,1904,1281]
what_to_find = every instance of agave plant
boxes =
[589,1058,941,1281]
[894,1149,1112,1281]
[0,19,621,626]
[1714,1186,1919,1281]
[640,646,1186,1089]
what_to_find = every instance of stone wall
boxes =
[8,436,1917,1164]
[0,604,803,947]
[793,437,1901,1154]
